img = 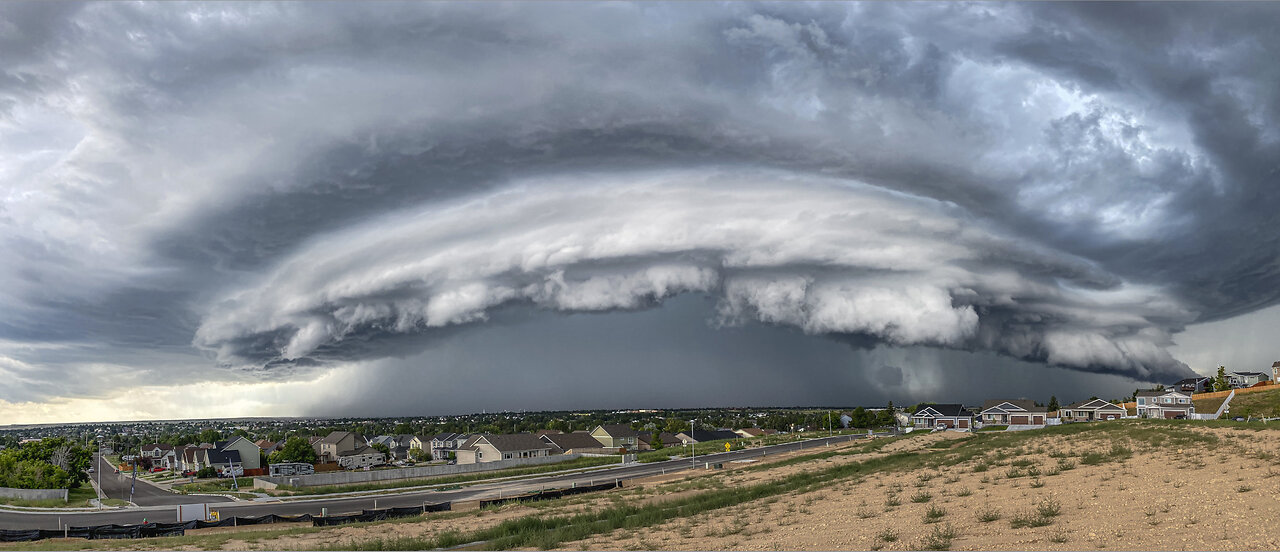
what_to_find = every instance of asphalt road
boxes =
[91,454,235,507]
[1,433,878,530]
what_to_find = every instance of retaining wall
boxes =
[255,453,583,489]
[0,487,68,501]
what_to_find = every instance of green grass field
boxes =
[264,455,622,497]
[1210,386,1280,418]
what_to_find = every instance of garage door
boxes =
[1033,415,1044,424]
[958,419,969,428]
[1010,415,1029,424]
[1164,410,1180,419]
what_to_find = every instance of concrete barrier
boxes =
[0,487,68,501]
[254,453,584,489]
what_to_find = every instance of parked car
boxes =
[181,470,197,477]
[1234,417,1245,422]
[151,467,166,473]
[87,467,95,473]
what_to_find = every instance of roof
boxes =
[1172,377,1211,385]
[594,424,643,438]
[1273,361,1280,368]
[1232,372,1268,377]
[475,434,556,453]
[141,443,173,451]
[683,430,740,442]
[540,432,606,451]
[1065,398,1125,410]
[431,433,459,442]
[914,404,972,417]
[320,431,359,445]
[205,449,242,465]
[979,399,1047,413]
[255,440,276,449]
[736,428,766,437]
[1136,389,1187,397]
[342,446,382,457]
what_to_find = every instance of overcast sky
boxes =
[3,2,1280,424]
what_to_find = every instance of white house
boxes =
[1135,390,1195,419]
[1228,372,1270,388]
[910,404,974,430]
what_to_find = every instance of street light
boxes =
[689,419,695,469]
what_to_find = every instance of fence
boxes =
[477,481,619,509]
[255,453,582,489]
[0,504,450,543]
[0,487,67,501]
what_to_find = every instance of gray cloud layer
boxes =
[3,2,1279,413]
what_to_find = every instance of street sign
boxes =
[122,455,137,461]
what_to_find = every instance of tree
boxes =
[197,429,222,444]
[651,432,664,451]
[371,443,391,456]
[1047,396,1060,412]
[196,466,218,479]
[393,423,415,435]
[1214,365,1230,392]
[664,418,689,434]
[409,448,431,462]
[268,437,318,465]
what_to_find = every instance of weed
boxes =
[1037,497,1062,518]
[1048,528,1070,543]
[1030,477,1045,488]
[885,494,902,507]
[955,487,972,497]
[972,462,989,473]
[911,491,933,503]
[1237,485,1253,493]
[924,505,947,523]
[877,528,899,543]
[977,507,1002,523]
[918,523,958,551]
[1010,511,1053,529]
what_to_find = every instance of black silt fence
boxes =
[311,502,451,527]
[478,481,619,509]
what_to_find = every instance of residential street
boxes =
[0,434,872,529]
[90,454,235,507]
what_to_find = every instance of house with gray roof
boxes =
[455,434,555,464]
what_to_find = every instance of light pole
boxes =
[689,419,696,469]
[96,441,102,508]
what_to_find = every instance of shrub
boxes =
[976,507,1001,522]
[919,523,958,551]
[924,505,947,523]
[1036,498,1061,518]
[911,491,933,503]
[877,528,899,543]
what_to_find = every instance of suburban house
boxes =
[978,399,1048,426]
[201,437,264,471]
[368,435,416,460]
[139,443,176,469]
[337,446,386,470]
[314,431,365,463]
[734,428,777,438]
[255,440,281,453]
[201,448,242,473]
[180,446,203,472]
[1136,390,1196,419]
[589,425,644,450]
[639,432,684,448]
[1170,377,1213,395]
[540,432,613,454]
[1059,399,1127,421]
[910,404,974,430]
[455,434,555,464]
[1273,361,1280,382]
[1229,372,1271,388]
[675,429,741,444]
[429,433,471,460]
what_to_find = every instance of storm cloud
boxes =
[3,2,1279,422]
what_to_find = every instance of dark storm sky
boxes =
[3,2,1280,422]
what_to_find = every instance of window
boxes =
[1179,399,1188,404]
[1137,398,1145,405]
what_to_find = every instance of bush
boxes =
[196,466,218,479]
